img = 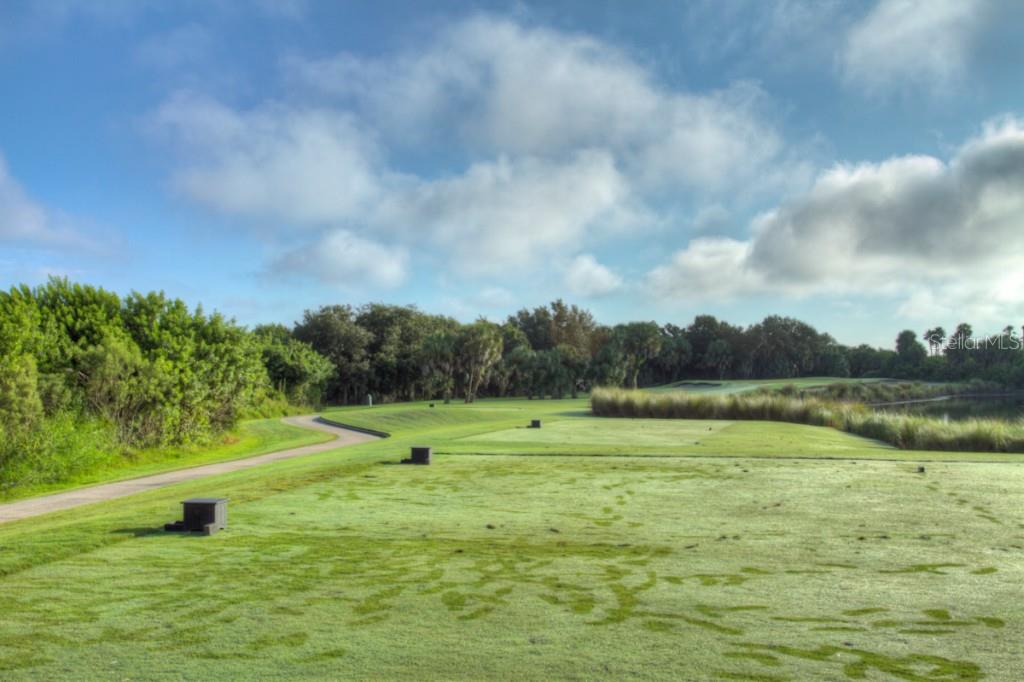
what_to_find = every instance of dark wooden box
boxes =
[182,498,228,534]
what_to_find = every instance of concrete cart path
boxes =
[0,416,379,525]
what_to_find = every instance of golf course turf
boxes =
[0,398,1021,679]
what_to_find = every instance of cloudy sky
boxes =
[2,0,1023,346]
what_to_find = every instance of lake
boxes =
[875,395,1024,421]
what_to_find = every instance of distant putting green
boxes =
[0,399,1021,679]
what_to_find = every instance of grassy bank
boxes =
[0,418,334,502]
[592,387,1024,452]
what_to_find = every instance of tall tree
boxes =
[704,339,733,380]
[555,343,588,398]
[293,305,372,404]
[457,320,503,403]
[614,322,662,389]
[549,299,596,356]
[945,323,974,377]
[253,324,334,406]
[419,330,459,403]
[651,324,692,384]
[924,327,946,356]
[509,305,553,351]
[488,322,531,397]
[894,329,927,378]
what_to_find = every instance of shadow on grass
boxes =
[111,526,165,538]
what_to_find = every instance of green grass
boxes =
[1,400,1022,679]
[0,418,334,502]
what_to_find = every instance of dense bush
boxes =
[1,280,274,448]
[0,279,336,492]
[254,324,334,407]
[591,387,1024,453]
[0,413,116,492]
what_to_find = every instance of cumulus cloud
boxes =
[375,151,632,274]
[286,15,783,193]
[565,254,623,297]
[153,92,382,225]
[648,237,760,301]
[153,15,791,286]
[842,0,992,95]
[272,229,407,289]
[684,0,852,73]
[648,117,1024,321]
[154,93,633,272]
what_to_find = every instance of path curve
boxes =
[0,416,379,525]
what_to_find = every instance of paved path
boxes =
[0,416,379,525]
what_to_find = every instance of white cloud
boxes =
[648,237,760,301]
[647,117,1024,323]
[152,93,634,275]
[286,15,784,194]
[272,229,407,289]
[375,151,632,274]
[685,0,852,73]
[153,15,793,286]
[153,92,382,225]
[565,254,623,297]
[0,153,84,248]
[842,0,992,95]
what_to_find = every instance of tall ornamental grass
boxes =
[590,387,1024,453]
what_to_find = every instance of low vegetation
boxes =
[0,418,333,502]
[592,387,1024,452]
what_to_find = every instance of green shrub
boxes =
[0,412,117,492]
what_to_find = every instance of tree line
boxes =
[3,279,1023,488]
[289,302,1024,405]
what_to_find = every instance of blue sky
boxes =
[2,0,1023,347]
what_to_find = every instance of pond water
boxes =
[874,396,1024,421]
